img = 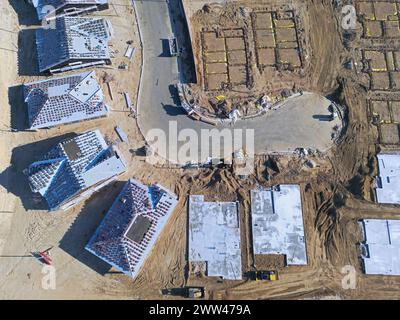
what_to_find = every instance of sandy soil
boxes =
[1,0,400,300]
[182,0,343,116]
[0,0,149,299]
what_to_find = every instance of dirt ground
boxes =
[1,0,400,300]
[182,0,342,116]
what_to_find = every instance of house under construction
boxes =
[23,71,109,130]
[28,0,109,21]
[250,185,307,266]
[26,130,126,211]
[188,195,242,280]
[375,153,400,205]
[360,219,400,275]
[85,179,178,278]
[36,16,112,73]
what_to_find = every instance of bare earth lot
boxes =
[1,0,400,300]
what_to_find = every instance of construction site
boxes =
[1,0,400,301]
[177,1,318,118]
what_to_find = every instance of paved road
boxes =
[134,0,341,165]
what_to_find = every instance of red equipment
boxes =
[36,246,53,265]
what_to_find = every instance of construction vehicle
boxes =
[249,270,279,281]
[268,271,278,281]
[209,96,229,116]
[209,96,226,107]
[186,287,205,299]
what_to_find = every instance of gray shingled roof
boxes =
[27,130,126,211]
[36,16,111,72]
[24,71,108,129]
[29,0,109,20]
[86,179,178,278]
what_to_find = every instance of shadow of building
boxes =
[159,38,171,58]
[18,29,40,76]
[168,84,182,106]
[9,0,40,26]
[162,103,186,116]
[166,0,197,84]
[0,133,77,211]
[8,85,27,131]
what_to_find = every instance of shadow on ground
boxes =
[166,0,197,84]
[8,85,27,131]
[9,0,40,26]
[0,133,77,211]
[168,84,181,106]
[159,39,171,57]
[162,103,186,116]
[18,29,40,76]
[59,180,127,275]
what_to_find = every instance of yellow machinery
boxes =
[187,287,205,299]
[269,271,278,281]
[253,270,279,281]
